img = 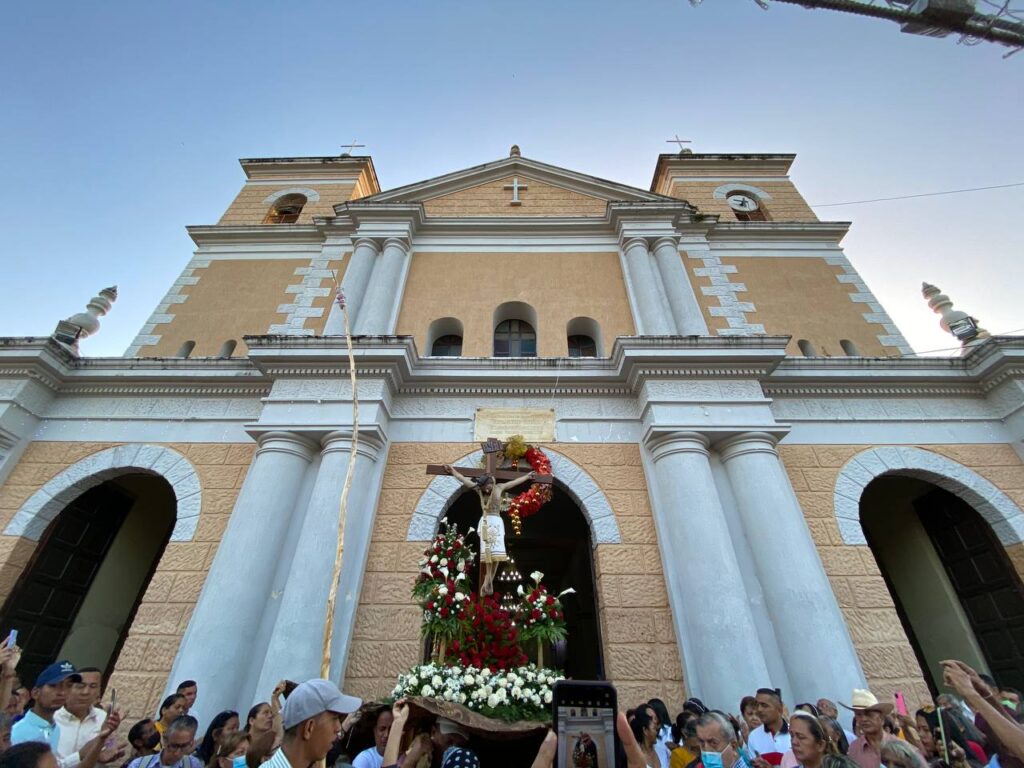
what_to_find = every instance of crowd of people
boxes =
[2,638,1024,768]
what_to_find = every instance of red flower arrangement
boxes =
[450,594,528,671]
[507,446,553,535]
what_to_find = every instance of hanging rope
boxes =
[320,283,361,679]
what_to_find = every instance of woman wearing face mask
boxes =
[787,711,838,768]
[630,707,662,768]
[211,733,248,768]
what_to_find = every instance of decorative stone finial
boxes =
[922,282,989,351]
[53,286,118,351]
[509,145,521,157]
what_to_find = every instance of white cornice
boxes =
[188,225,324,246]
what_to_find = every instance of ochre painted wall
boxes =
[0,440,255,730]
[780,442,1024,710]
[423,177,607,218]
[396,252,634,356]
[141,257,344,357]
[345,443,685,706]
[219,183,359,225]
[716,257,888,356]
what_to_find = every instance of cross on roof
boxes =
[666,134,692,152]
[503,177,528,206]
[340,140,366,156]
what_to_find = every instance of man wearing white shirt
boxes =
[748,688,791,767]
[56,668,109,766]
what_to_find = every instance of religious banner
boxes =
[474,407,555,442]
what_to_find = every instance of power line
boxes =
[811,181,1024,207]
[894,328,1024,358]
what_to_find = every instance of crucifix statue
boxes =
[427,438,552,595]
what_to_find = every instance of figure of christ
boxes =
[444,464,537,595]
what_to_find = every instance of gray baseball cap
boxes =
[281,679,362,730]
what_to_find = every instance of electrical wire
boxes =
[811,182,1024,207]
[893,328,1024,358]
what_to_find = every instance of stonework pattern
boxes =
[0,440,255,730]
[779,442,1024,711]
[345,442,685,706]
[422,177,607,218]
[269,255,346,335]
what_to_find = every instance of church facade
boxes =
[1,147,1023,728]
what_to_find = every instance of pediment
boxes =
[360,154,674,218]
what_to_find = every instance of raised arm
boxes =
[497,471,536,494]
[445,465,478,490]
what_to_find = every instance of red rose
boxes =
[440,607,449,617]
[546,596,555,605]
[531,609,542,620]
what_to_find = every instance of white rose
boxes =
[455,591,466,602]
[544,690,552,704]
[498,677,509,688]
[432,675,443,688]
[512,686,523,699]
[431,555,439,563]
[487,694,499,708]
[438,586,448,595]
[464,674,475,685]
[459,693,467,704]
[440,558,448,567]
[457,559,466,572]
[422,685,434,697]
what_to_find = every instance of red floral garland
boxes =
[507,446,553,535]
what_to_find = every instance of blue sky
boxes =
[1,1,1020,356]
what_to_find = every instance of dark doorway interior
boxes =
[0,474,175,684]
[443,484,604,680]
[862,477,1024,692]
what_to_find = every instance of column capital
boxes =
[351,237,382,253]
[620,236,651,252]
[646,430,710,461]
[321,429,386,460]
[254,430,318,461]
[652,236,680,252]
[716,431,780,462]
[381,236,411,252]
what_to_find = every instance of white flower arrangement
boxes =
[391,662,564,722]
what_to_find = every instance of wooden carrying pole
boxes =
[320,288,360,679]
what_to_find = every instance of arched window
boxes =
[797,339,819,357]
[566,317,603,357]
[492,301,539,358]
[263,193,307,224]
[840,339,861,356]
[218,339,238,359]
[175,340,196,358]
[567,335,597,358]
[426,317,464,357]
[494,319,537,357]
[431,335,463,357]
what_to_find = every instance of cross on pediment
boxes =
[503,177,529,206]
[666,134,692,152]
[426,438,553,484]
[340,140,366,156]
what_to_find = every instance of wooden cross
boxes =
[426,438,553,484]
[503,177,528,206]
[666,134,692,152]
[340,140,366,156]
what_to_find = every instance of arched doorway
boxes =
[861,476,1024,692]
[1,473,176,684]
[443,484,604,679]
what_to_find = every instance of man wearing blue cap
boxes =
[266,679,361,768]
[11,661,124,768]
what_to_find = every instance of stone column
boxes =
[645,432,770,708]
[652,237,708,336]
[623,238,672,335]
[718,432,866,704]
[324,238,380,334]
[251,430,384,698]
[166,431,317,725]
[354,238,411,335]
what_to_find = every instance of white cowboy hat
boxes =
[840,688,894,714]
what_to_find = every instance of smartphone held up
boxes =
[553,680,619,768]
